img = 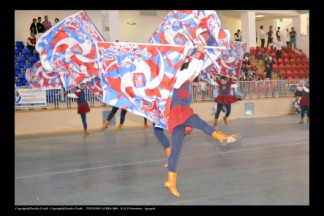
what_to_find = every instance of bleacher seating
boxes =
[15,41,25,50]
[250,45,309,80]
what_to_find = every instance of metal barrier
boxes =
[15,79,307,111]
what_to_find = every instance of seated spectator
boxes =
[264,55,274,69]
[26,32,37,55]
[264,63,273,80]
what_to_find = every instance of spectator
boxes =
[264,63,273,80]
[266,26,273,48]
[234,29,242,42]
[284,28,290,48]
[276,27,281,41]
[30,18,38,35]
[26,31,37,55]
[274,38,282,59]
[289,27,297,49]
[42,15,52,32]
[36,17,45,38]
[54,18,60,25]
[259,25,266,48]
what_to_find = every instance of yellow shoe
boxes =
[115,124,123,133]
[223,116,228,125]
[212,130,241,145]
[83,129,90,139]
[101,120,110,130]
[164,171,180,197]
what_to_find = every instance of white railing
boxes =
[15,79,307,111]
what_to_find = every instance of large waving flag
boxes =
[35,10,104,90]
[149,10,230,77]
[25,61,62,89]
[96,41,190,128]
[202,41,247,79]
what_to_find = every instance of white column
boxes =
[240,11,256,50]
[101,10,120,41]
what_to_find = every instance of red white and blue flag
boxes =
[202,41,247,79]
[96,41,189,128]
[25,61,62,89]
[148,10,230,78]
[35,11,104,91]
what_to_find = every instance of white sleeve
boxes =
[174,58,202,89]
[231,84,238,89]
[67,93,78,99]
[210,79,218,86]
[302,87,309,93]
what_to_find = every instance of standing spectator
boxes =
[284,28,290,48]
[274,38,282,59]
[36,17,45,38]
[234,29,242,42]
[259,25,266,48]
[26,31,37,55]
[54,18,60,25]
[297,81,309,123]
[101,106,127,133]
[65,85,90,139]
[290,27,297,49]
[276,27,281,41]
[266,26,273,48]
[30,18,38,35]
[42,15,52,32]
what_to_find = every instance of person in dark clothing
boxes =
[65,85,91,139]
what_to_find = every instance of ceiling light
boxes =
[255,15,265,18]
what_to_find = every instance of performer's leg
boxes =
[101,106,119,130]
[81,114,89,139]
[143,117,148,129]
[213,103,224,127]
[108,106,119,121]
[306,106,309,122]
[153,124,171,167]
[299,106,306,124]
[164,124,185,197]
[116,109,127,133]
[186,115,241,145]
[223,104,231,125]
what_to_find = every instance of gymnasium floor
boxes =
[15,115,309,205]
